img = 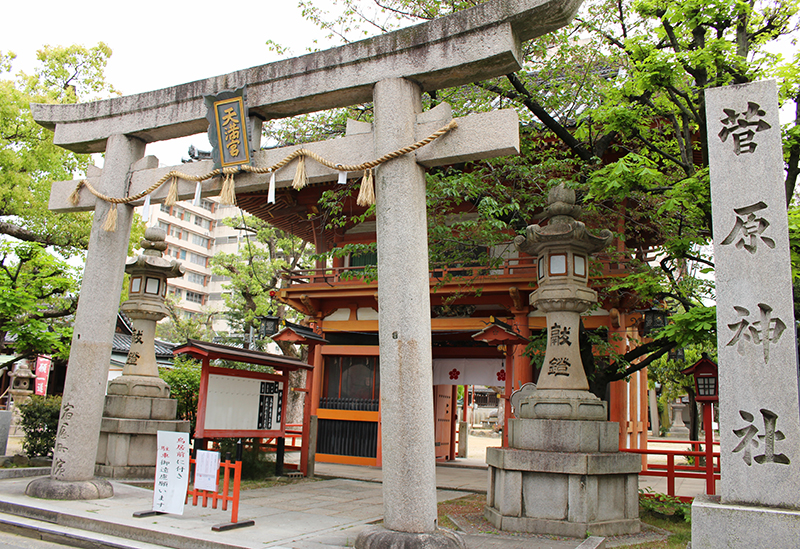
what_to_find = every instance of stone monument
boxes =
[31,1,585,545]
[95,226,189,478]
[692,79,800,548]
[484,184,641,537]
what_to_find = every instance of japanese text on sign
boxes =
[153,431,190,515]
[213,96,250,168]
[718,101,772,155]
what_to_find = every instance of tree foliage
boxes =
[282,0,799,394]
[0,242,79,359]
[17,395,62,458]
[159,356,201,434]
[210,215,311,350]
[0,44,127,360]
[0,44,117,253]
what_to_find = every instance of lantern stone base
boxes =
[485,419,641,538]
[95,394,189,479]
[107,375,170,398]
[515,389,607,421]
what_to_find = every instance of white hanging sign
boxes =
[194,449,221,492]
[153,431,190,515]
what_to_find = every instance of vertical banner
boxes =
[153,431,190,514]
[194,450,221,492]
[34,355,51,396]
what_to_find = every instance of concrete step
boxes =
[0,500,247,549]
[0,512,167,549]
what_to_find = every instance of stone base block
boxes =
[508,418,619,453]
[107,375,170,398]
[355,525,465,549]
[95,464,155,479]
[26,477,113,500]
[485,506,638,538]
[96,411,189,478]
[103,395,178,420]
[486,447,641,475]
[692,494,800,548]
[485,447,640,538]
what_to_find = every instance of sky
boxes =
[2,0,332,166]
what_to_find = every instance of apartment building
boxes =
[143,198,248,334]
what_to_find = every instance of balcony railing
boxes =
[281,256,538,286]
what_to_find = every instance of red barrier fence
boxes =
[622,438,720,502]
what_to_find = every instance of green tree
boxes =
[17,395,62,458]
[283,0,799,395]
[0,44,143,361]
[159,356,201,434]
[155,297,219,343]
[0,44,117,253]
[210,216,311,352]
[0,242,79,360]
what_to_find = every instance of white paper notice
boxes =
[194,450,221,492]
[153,431,190,515]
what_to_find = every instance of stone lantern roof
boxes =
[514,184,612,257]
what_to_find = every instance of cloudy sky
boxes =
[2,0,333,166]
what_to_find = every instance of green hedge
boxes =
[17,395,62,458]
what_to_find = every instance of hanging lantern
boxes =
[642,308,668,336]
[260,312,281,338]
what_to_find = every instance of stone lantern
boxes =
[513,183,612,414]
[8,360,36,406]
[96,227,189,479]
[484,184,641,537]
[107,227,184,397]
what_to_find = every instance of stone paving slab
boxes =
[0,475,596,549]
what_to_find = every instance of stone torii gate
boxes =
[30,0,582,545]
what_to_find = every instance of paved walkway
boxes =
[0,434,702,548]
[0,473,622,549]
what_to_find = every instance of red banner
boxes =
[34,355,52,395]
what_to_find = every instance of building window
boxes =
[199,200,214,212]
[187,272,205,285]
[160,204,171,214]
[186,291,204,304]
[188,252,206,266]
[168,288,182,299]
[192,234,210,247]
[158,221,169,232]
[194,216,211,230]
[172,207,185,220]
[324,356,380,402]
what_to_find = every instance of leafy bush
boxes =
[159,356,201,434]
[17,395,61,458]
[639,489,692,523]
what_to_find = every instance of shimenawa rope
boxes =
[71,120,458,231]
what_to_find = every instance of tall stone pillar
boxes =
[28,134,145,500]
[692,79,800,548]
[356,78,462,548]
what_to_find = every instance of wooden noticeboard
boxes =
[173,339,313,441]
[197,366,288,439]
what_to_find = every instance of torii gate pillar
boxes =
[27,134,144,499]
[370,78,439,538]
